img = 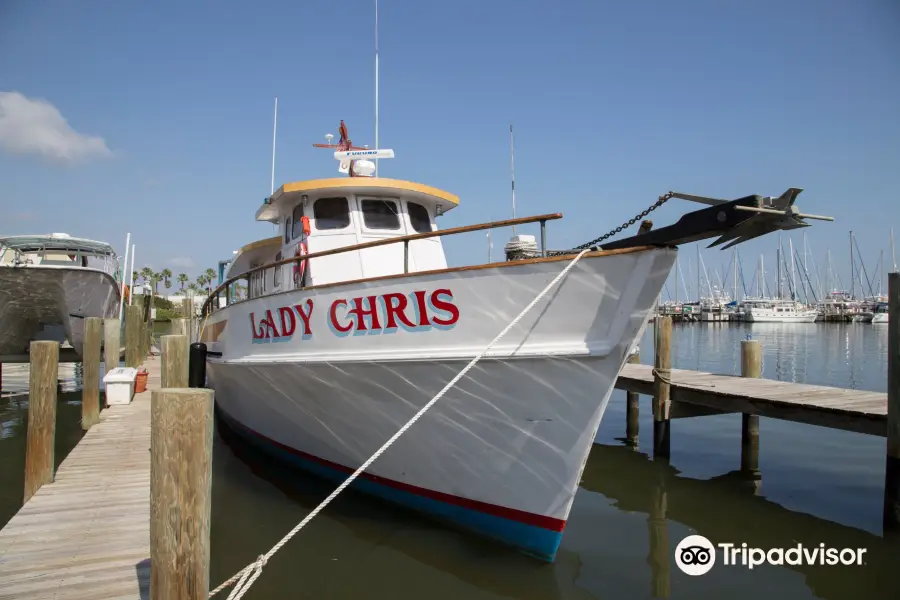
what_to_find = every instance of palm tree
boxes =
[187,282,200,295]
[161,268,172,288]
[140,267,153,285]
[131,271,138,284]
[151,271,162,295]
[204,268,216,294]
[177,273,188,291]
[196,275,208,295]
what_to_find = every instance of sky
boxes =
[1,0,898,299]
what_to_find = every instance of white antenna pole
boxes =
[487,217,493,263]
[510,123,516,235]
[118,232,130,319]
[270,96,278,195]
[892,227,897,273]
[127,244,136,306]
[374,0,379,177]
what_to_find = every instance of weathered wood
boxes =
[150,387,214,600]
[81,317,102,430]
[182,297,193,318]
[616,363,887,436]
[160,335,189,388]
[0,358,160,599]
[24,341,59,503]
[653,316,672,459]
[885,272,900,531]
[741,340,762,476]
[125,305,142,368]
[171,318,189,339]
[625,353,640,447]
[103,317,121,379]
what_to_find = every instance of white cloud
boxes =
[0,91,112,163]
[169,257,196,269]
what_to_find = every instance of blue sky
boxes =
[1,0,898,298]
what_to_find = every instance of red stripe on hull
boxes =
[222,409,567,532]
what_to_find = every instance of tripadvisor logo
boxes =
[675,535,867,576]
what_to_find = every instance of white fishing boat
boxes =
[200,120,831,561]
[742,297,818,323]
[0,234,121,357]
[872,302,889,324]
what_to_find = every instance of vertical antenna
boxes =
[127,244,136,306]
[487,218,493,263]
[510,123,516,235]
[118,232,130,319]
[375,0,379,177]
[891,227,897,273]
[271,97,278,195]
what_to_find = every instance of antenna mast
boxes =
[892,227,897,273]
[271,97,278,195]
[375,0,379,177]
[510,123,517,235]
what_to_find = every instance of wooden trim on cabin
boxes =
[275,178,460,206]
[206,213,564,310]
[203,245,667,315]
[239,236,281,254]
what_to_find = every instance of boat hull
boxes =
[872,313,889,324]
[0,266,120,356]
[204,248,676,560]
[745,310,818,323]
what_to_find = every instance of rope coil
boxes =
[209,248,592,599]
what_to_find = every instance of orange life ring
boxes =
[293,241,308,286]
[123,284,130,303]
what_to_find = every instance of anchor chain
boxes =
[548,192,674,256]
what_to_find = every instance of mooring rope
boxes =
[208,248,592,599]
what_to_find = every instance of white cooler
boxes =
[103,367,138,406]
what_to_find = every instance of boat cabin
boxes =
[226,178,459,299]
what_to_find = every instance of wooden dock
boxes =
[616,362,887,436]
[0,358,158,600]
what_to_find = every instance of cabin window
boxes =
[284,217,291,243]
[313,197,350,230]
[273,252,282,287]
[291,205,306,239]
[361,199,401,230]
[407,202,431,234]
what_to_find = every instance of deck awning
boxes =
[0,234,117,256]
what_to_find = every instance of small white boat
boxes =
[743,298,818,323]
[200,121,830,561]
[872,302,889,324]
[0,234,121,357]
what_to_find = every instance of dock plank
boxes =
[617,363,888,435]
[0,358,158,600]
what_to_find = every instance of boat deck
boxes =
[0,359,158,600]
[616,363,886,436]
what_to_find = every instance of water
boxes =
[1,323,897,598]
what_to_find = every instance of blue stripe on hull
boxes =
[217,409,563,561]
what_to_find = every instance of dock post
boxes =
[24,341,59,503]
[740,340,762,478]
[885,272,900,532]
[81,317,102,430]
[625,352,640,447]
[182,298,194,342]
[104,317,121,378]
[125,305,142,368]
[161,335,190,388]
[653,316,672,459]
[150,387,214,600]
[171,318,189,339]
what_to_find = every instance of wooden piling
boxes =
[161,335,190,388]
[653,316,672,459]
[104,317,121,378]
[171,318,189,339]
[150,387,215,600]
[24,341,59,503]
[740,340,762,475]
[182,297,193,318]
[125,304,142,368]
[81,317,102,430]
[885,272,900,531]
[625,352,640,447]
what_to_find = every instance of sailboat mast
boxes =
[674,258,679,304]
[850,230,854,298]
[892,227,897,273]
[270,97,278,195]
[790,238,796,300]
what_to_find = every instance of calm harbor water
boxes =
[1,322,897,599]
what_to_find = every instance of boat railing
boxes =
[201,213,564,317]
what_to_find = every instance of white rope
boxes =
[210,249,591,599]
